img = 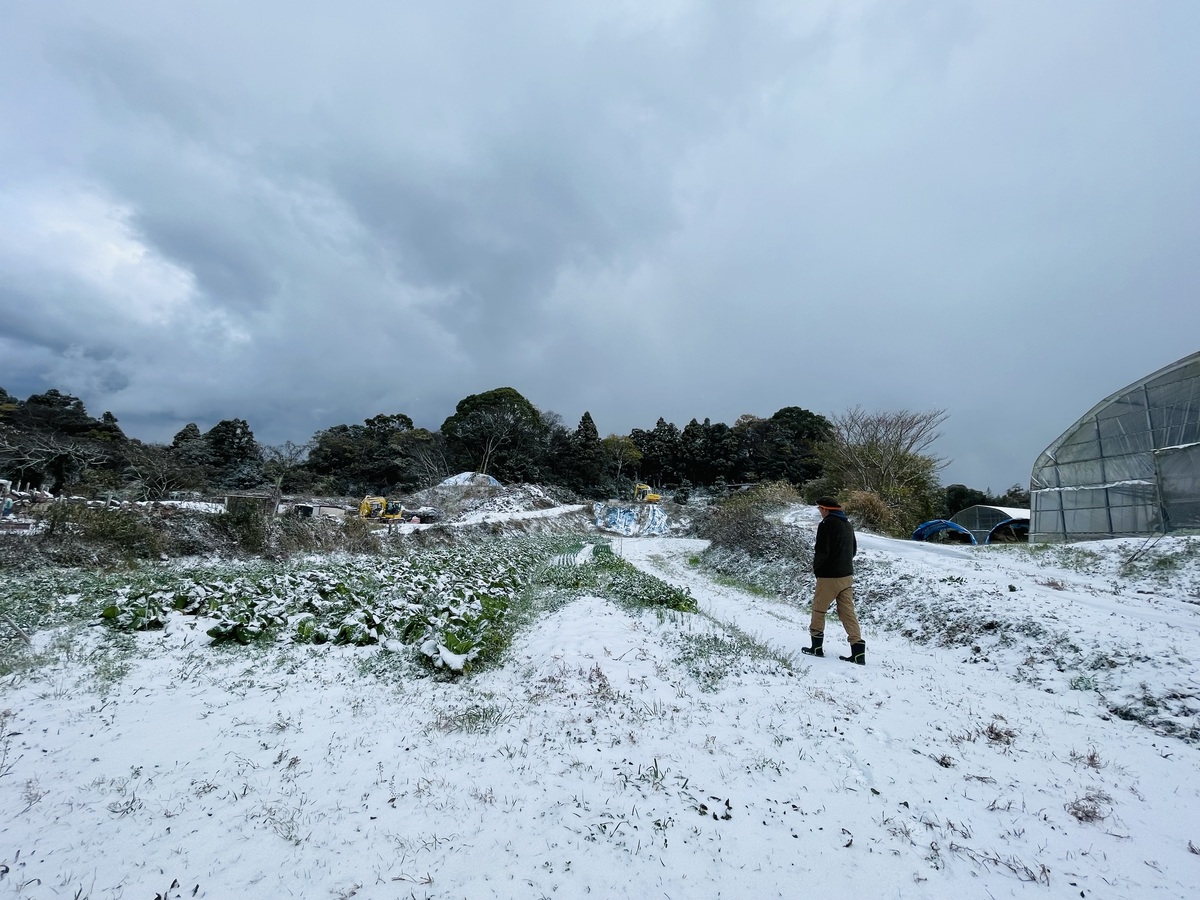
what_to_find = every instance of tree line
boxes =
[0,384,1028,534]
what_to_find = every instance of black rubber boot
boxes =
[801,631,824,658]
[839,641,866,665]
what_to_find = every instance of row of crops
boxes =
[4,535,696,676]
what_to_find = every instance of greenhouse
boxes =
[949,505,1029,545]
[1030,350,1200,542]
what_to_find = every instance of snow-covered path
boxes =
[613,533,1200,899]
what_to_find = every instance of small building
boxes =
[1030,350,1200,542]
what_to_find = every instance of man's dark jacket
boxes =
[812,510,856,578]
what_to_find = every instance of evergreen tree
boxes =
[0,390,122,493]
[305,414,429,496]
[762,406,831,485]
[204,419,264,489]
[705,420,739,484]
[565,411,607,496]
[631,418,682,485]
[680,418,708,485]
[440,387,546,481]
[943,483,990,518]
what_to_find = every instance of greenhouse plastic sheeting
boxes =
[1157,444,1200,529]
[1030,351,1200,541]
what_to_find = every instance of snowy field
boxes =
[2,506,1198,899]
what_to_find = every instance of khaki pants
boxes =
[810,576,862,644]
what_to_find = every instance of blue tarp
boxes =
[592,502,669,536]
[912,519,977,543]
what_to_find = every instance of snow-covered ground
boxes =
[2,507,1198,899]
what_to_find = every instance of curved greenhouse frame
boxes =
[1030,350,1200,542]
[950,505,1029,545]
[986,518,1029,544]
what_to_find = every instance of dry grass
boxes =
[1065,790,1112,822]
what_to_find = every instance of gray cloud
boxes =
[2,0,1198,492]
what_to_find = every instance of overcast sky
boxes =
[2,1,1197,492]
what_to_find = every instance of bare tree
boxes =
[0,425,111,492]
[123,443,206,500]
[456,408,539,476]
[263,440,313,495]
[410,441,452,485]
[819,406,948,528]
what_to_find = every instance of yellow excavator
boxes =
[359,496,441,523]
[360,496,400,519]
[633,483,662,503]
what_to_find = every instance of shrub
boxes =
[214,503,269,554]
[696,481,809,561]
[338,516,382,554]
[36,503,165,564]
[843,490,892,531]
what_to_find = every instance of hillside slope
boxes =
[1,510,1197,898]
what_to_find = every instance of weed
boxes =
[964,774,996,785]
[947,843,1050,884]
[0,709,17,779]
[1043,545,1104,574]
[469,785,496,805]
[984,720,1017,745]
[710,572,775,596]
[1065,790,1112,822]
[587,664,616,703]
[1069,747,1107,770]
[1069,673,1098,691]
[747,756,785,775]
[433,703,515,734]
[36,503,166,564]
[20,779,48,813]
[695,483,810,563]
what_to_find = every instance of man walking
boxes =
[801,496,866,665]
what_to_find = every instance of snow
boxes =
[391,503,587,533]
[3,505,1200,899]
[439,472,503,487]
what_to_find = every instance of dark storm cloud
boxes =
[2,1,1198,491]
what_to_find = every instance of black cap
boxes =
[815,496,842,509]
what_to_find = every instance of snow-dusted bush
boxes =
[843,490,891,531]
[696,481,809,560]
[35,503,167,564]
